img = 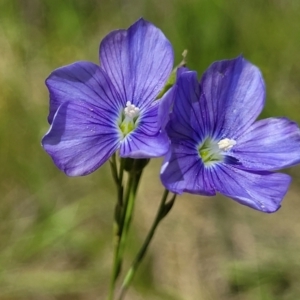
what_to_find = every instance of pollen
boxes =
[217,138,236,151]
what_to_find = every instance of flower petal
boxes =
[156,67,190,131]
[166,70,205,142]
[137,100,160,136]
[211,164,291,213]
[160,141,291,212]
[119,130,169,158]
[160,141,216,195]
[46,61,122,123]
[42,101,121,176]
[100,18,174,109]
[233,117,300,171]
[157,85,177,130]
[200,56,265,139]
[161,71,216,192]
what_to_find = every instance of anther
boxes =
[217,138,236,151]
[124,101,140,119]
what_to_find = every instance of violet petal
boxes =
[200,56,265,139]
[100,18,174,110]
[160,141,216,195]
[120,129,169,158]
[42,101,121,176]
[211,164,291,213]
[46,61,122,124]
[233,117,300,171]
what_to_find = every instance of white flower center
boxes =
[119,101,140,137]
[217,138,236,151]
[124,101,140,120]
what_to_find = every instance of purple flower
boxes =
[160,56,300,213]
[42,19,174,176]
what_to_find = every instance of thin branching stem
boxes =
[108,158,144,300]
[107,155,126,300]
[118,189,176,300]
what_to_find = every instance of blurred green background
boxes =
[1,0,300,299]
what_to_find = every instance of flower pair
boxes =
[42,19,300,213]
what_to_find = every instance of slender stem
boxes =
[118,189,176,300]
[109,153,119,187]
[108,159,144,300]
[107,155,126,300]
[107,220,121,300]
[118,158,125,206]
[116,166,141,273]
[110,154,125,207]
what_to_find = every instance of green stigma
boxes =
[198,139,222,165]
[119,119,135,135]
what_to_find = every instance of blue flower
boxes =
[42,19,174,176]
[160,56,300,213]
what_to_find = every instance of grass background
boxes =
[1,0,300,299]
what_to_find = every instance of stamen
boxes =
[119,101,140,137]
[124,101,140,119]
[217,138,236,151]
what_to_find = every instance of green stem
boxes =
[107,155,126,300]
[118,190,176,300]
[110,154,125,207]
[107,220,121,300]
[109,154,119,187]
[116,166,141,274]
[107,159,144,300]
[118,158,125,206]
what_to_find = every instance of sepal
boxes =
[160,193,176,220]
[123,158,150,173]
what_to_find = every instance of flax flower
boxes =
[161,56,300,212]
[42,19,173,176]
